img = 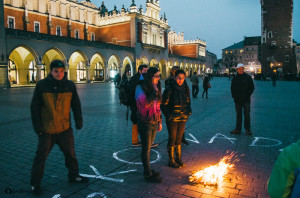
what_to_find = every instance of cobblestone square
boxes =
[0,78,300,198]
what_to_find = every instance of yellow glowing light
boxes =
[189,152,239,186]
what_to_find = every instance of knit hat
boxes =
[50,60,65,70]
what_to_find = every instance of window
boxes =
[75,30,79,39]
[34,21,40,33]
[8,60,17,84]
[91,33,95,41]
[8,16,15,29]
[285,55,289,62]
[56,26,61,36]
[268,31,273,38]
[225,51,228,54]
[240,50,243,53]
[77,61,86,81]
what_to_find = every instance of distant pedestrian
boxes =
[190,72,199,98]
[230,63,255,135]
[202,74,210,98]
[135,67,163,183]
[30,60,89,195]
[271,72,277,86]
[161,69,191,169]
[114,73,121,86]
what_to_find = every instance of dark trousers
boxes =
[235,102,251,131]
[137,122,158,176]
[202,88,208,98]
[167,121,186,147]
[192,85,199,98]
[30,129,79,186]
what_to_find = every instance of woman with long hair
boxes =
[161,69,192,168]
[135,67,162,182]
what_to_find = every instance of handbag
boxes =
[207,82,211,88]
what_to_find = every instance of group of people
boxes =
[29,60,257,194]
[190,71,211,99]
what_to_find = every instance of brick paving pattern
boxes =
[0,78,299,198]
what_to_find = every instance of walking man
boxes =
[30,60,89,195]
[230,63,255,135]
[190,72,199,98]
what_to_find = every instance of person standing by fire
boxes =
[135,67,163,182]
[161,69,192,168]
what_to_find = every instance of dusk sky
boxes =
[82,0,300,59]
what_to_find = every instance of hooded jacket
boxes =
[31,74,82,134]
[161,80,191,122]
[268,139,300,198]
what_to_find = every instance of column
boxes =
[36,65,42,82]
[86,66,90,83]
[0,0,8,88]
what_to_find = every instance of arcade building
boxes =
[0,0,207,88]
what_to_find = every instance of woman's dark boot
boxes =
[168,147,180,168]
[175,145,185,167]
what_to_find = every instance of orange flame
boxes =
[189,152,238,186]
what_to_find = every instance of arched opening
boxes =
[180,62,184,69]
[108,55,120,80]
[159,59,167,79]
[90,53,105,82]
[8,45,38,85]
[69,51,88,82]
[150,59,158,68]
[122,56,134,77]
[174,60,179,67]
[42,48,65,78]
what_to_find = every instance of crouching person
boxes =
[161,69,192,168]
[30,60,89,195]
[135,67,163,183]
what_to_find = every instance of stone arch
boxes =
[8,45,38,85]
[180,62,184,69]
[150,59,158,68]
[174,60,179,66]
[122,56,134,77]
[108,54,121,79]
[140,56,149,66]
[69,50,88,82]
[90,53,105,82]
[42,47,66,79]
[159,59,167,79]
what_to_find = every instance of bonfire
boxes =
[189,151,241,186]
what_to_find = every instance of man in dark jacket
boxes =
[30,60,88,195]
[130,64,148,147]
[190,72,199,98]
[230,63,255,135]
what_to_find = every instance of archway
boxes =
[150,59,158,68]
[159,59,167,79]
[174,60,179,67]
[69,51,88,82]
[180,62,184,69]
[42,48,65,79]
[122,56,134,77]
[140,57,149,66]
[8,45,38,85]
[108,55,121,80]
[90,53,105,82]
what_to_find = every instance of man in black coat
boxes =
[230,63,255,135]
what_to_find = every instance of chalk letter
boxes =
[250,137,282,147]
[208,133,236,144]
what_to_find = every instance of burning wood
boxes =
[189,152,239,186]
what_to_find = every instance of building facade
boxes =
[1,0,207,88]
[222,37,261,74]
[260,0,296,74]
[205,51,217,74]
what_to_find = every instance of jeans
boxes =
[167,121,186,147]
[137,121,158,176]
[30,129,79,186]
[235,102,251,130]
[192,85,199,98]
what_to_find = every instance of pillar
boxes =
[36,65,42,82]
[0,0,9,88]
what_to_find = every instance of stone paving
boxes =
[0,78,300,198]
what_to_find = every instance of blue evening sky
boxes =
[82,0,300,59]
